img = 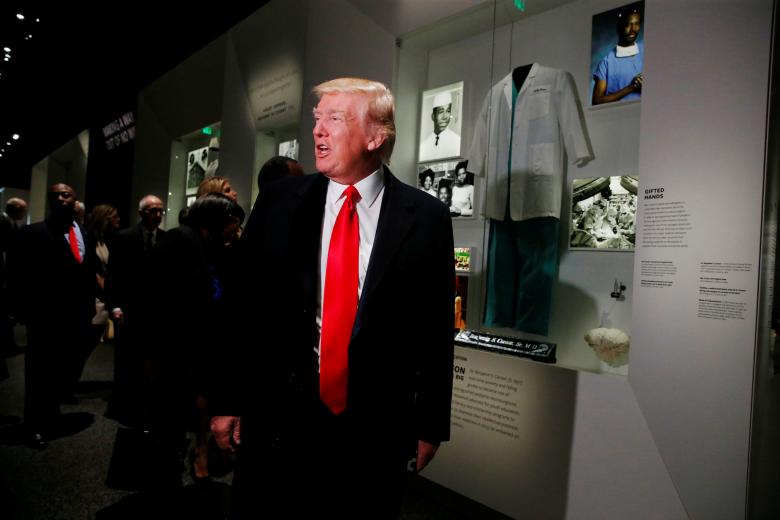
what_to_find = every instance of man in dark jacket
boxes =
[7,184,94,448]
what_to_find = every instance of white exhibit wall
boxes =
[413,0,774,518]
[630,1,773,519]
[219,33,257,213]
[132,36,227,218]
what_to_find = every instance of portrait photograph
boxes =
[590,1,644,108]
[186,146,209,195]
[570,175,637,250]
[418,81,464,163]
[417,159,475,219]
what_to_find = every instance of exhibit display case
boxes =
[394,0,641,376]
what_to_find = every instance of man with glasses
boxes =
[105,195,165,426]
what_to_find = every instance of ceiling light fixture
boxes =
[35,18,40,23]
[16,13,24,20]
[3,47,9,52]
[12,134,19,140]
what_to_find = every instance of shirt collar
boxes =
[327,166,384,208]
[615,43,639,58]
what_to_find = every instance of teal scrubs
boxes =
[483,81,559,336]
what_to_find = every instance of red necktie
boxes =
[320,185,360,414]
[69,225,82,263]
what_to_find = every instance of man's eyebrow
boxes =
[312,108,346,117]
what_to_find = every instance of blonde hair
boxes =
[313,78,395,164]
[196,176,230,198]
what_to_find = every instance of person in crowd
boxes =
[105,195,165,425]
[449,161,473,216]
[197,175,238,202]
[66,204,120,397]
[73,201,86,227]
[6,184,94,449]
[592,5,643,105]
[256,155,304,193]
[0,197,28,377]
[146,193,244,485]
[419,169,437,197]
[210,77,454,518]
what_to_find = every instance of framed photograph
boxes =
[454,247,472,273]
[455,275,469,331]
[417,159,475,219]
[570,175,637,250]
[418,81,463,162]
[278,139,299,160]
[186,146,209,195]
[590,1,644,108]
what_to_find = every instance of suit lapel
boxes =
[354,167,415,334]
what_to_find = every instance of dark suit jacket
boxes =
[106,223,165,314]
[7,218,94,329]
[226,167,454,456]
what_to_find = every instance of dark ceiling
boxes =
[0,4,266,189]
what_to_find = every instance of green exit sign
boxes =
[514,0,525,11]
[202,127,213,135]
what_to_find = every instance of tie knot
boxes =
[343,185,360,209]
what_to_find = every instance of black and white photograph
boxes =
[590,1,644,107]
[186,146,209,195]
[419,81,463,162]
[417,159,474,218]
[570,175,637,250]
[278,139,299,160]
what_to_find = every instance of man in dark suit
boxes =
[105,194,164,425]
[211,78,454,518]
[7,184,94,448]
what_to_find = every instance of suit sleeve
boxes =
[415,204,455,444]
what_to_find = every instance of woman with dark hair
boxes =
[67,204,120,400]
[146,193,244,483]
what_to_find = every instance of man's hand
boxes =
[416,440,439,472]
[111,308,124,323]
[211,416,241,453]
[631,73,643,92]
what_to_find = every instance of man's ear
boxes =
[367,129,387,152]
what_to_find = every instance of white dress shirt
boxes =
[315,167,385,362]
[469,64,594,221]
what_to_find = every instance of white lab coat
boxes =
[469,64,593,221]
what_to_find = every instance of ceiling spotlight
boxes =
[5,142,9,146]
[3,57,8,62]
[3,47,9,53]
[35,18,40,23]
[16,13,24,20]
[28,34,32,39]
[12,134,19,140]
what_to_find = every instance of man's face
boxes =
[432,104,452,135]
[438,186,450,204]
[457,170,467,184]
[618,13,641,46]
[139,197,164,229]
[313,92,376,182]
[48,184,75,217]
